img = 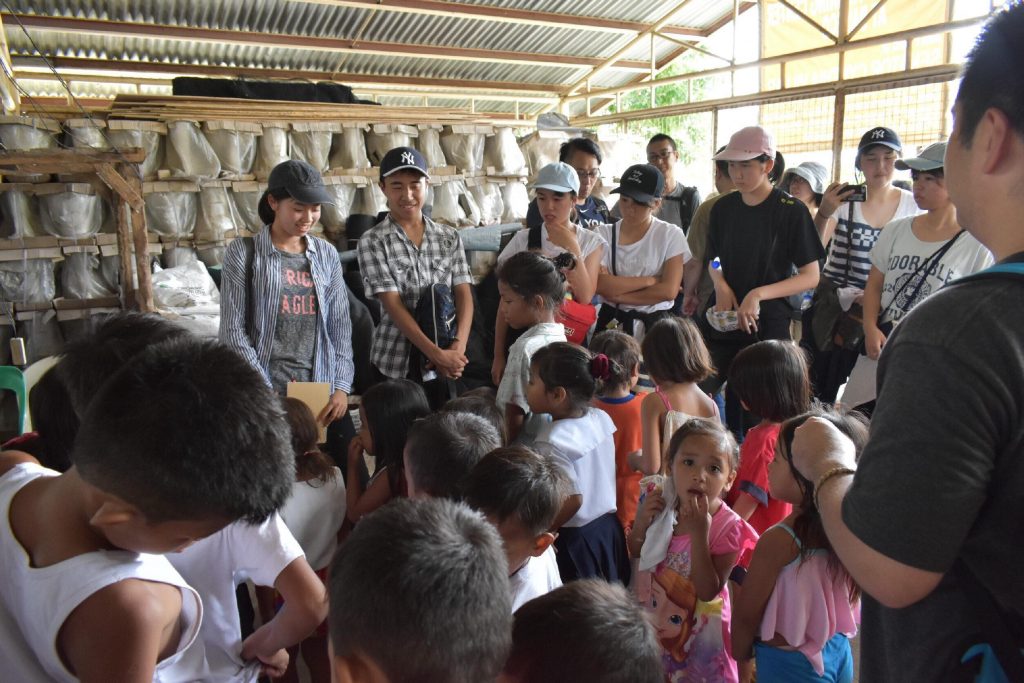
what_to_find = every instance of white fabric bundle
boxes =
[319,182,360,244]
[440,129,485,172]
[329,127,371,170]
[432,179,481,228]
[161,247,199,269]
[231,183,264,232]
[144,189,198,239]
[469,181,504,225]
[38,188,103,238]
[61,252,119,300]
[520,133,567,177]
[416,127,447,168]
[202,123,258,178]
[107,122,165,180]
[65,119,109,150]
[255,125,290,180]
[166,121,222,180]
[484,128,528,174]
[0,259,57,303]
[195,183,242,243]
[0,189,41,238]
[500,180,530,223]
[289,124,334,172]
[0,117,59,182]
[366,125,417,165]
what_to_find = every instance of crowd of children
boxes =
[8,11,1022,674]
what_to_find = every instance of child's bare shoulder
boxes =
[640,390,666,415]
[58,578,183,682]
[0,450,40,477]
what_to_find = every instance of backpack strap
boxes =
[527,225,542,251]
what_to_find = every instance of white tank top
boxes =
[0,463,209,682]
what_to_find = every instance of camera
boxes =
[842,183,867,202]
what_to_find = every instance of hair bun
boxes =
[589,353,611,381]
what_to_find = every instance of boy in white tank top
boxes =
[0,327,296,681]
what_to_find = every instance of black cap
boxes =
[857,127,902,155]
[380,146,430,181]
[611,164,664,205]
[257,160,334,224]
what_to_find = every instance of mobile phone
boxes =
[842,184,867,202]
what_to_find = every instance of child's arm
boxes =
[627,490,666,556]
[505,403,526,443]
[58,579,183,683]
[604,255,685,306]
[731,526,800,661]
[597,270,658,299]
[637,393,665,475]
[731,493,759,522]
[241,557,327,663]
[345,436,392,523]
[492,315,509,386]
[862,266,887,360]
[678,495,736,602]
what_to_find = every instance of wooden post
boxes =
[113,180,136,308]
[832,90,846,181]
[127,172,154,312]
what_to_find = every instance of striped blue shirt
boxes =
[219,227,354,393]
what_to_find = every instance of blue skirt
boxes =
[554,511,631,585]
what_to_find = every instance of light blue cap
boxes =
[531,161,580,194]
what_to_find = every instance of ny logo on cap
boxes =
[871,128,887,140]
[401,151,416,165]
[627,170,644,183]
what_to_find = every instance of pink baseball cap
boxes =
[713,126,776,161]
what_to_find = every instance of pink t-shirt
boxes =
[637,503,758,682]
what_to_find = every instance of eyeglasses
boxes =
[574,169,601,180]
[647,151,675,162]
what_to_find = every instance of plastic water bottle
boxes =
[801,291,813,311]
[711,257,722,271]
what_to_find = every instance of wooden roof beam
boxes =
[3,13,652,71]
[287,0,708,37]
[12,55,567,97]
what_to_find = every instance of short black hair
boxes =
[641,316,714,384]
[462,445,569,536]
[714,145,729,175]
[328,498,512,682]
[497,250,573,312]
[31,312,191,474]
[728,340,811,423]
[441,393,506,445]
[360,379,431,495]
[956,3,1024,145]
[74,336,294,524]
[648,133,678,152]
[589,329,640,391]
[405,412,502,500]
[531,342,619,411]
[910,168,945,180]
[503,580,663,683]
[559,137,602,165]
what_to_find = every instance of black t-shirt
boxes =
[706,188,823,320]
[845,253,1024,681]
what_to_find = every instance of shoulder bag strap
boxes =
[879,230,965,320]
[611,222,618,276]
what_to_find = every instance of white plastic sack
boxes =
[0,121,56,182]
[107,127,164,180]
[255,126,289,180]
[151,259,221,310]
[0,190,41,238]
[329,128,371,170]
[289,129,332,172]
[203,124,257,178]
[469,182,504,225]
[162,247,199,269]
[416,128,447,168]
[145,191,198,238]
[232,185,263,232]
[484,128,527,174]
[501,180,530,223]
[520,133,567,177]
[319,183,359,244]
[22,311,64,364]
[196,244,226,268]
[162,310,220,339]
[432,179,481,228]
[166,121,221,180]
[366,130,413,166]
[38,191,103,238]
[66,121,109,150]
[61,252,119,300]
[351,185,387,218]
[195,184,242,242]
[440,130,485,172]
[0,259,57,303]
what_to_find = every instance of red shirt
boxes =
[594,393,643,532]
[726,422,792,551]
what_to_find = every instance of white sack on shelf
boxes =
[106,125,164,180]
[255,126,290,179]
[203,124,258,178]
[161,247,199,269]
[231,184,264,232]
[484,128,527,174]
[152,259,221,310]
[61,252,119,300]
[329,128,371,169]
[366,129,415,166]
[38,190,103,239]
[0,118,58,183]
[416,128,447,168]
[519,133,567,177]
[22,311,64,364]
[196,244,226,269]
[166,121,222,180]
[440,129,485,172]
[319,183,359,244]
[145,191,198,238]
[469,181,504,225]
[0,190,41,238]
[0,259,56,303]
[432,179,481,228]
[65,119,109,150]
[289,128,333,172]
[195,184,242,243]
[501,180,530,223]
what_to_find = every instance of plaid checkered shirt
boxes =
[357,215,472,379]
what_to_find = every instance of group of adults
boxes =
[216,5,1024,675]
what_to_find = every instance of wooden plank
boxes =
[0,147,146,169]
[130,201,154,312]
[113,182,135,309]
[96,163,144,212]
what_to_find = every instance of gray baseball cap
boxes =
[895,142,946,172]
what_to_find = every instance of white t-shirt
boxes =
[497,223,607,269]
[168,514,304,683]
[496,322,566,415]
[510,546,562,612]
[597,216,692,313]
[279,470,346,571]
[839,217,993,409]
[532,407,617,527]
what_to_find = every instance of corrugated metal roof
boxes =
[4,0,749,114]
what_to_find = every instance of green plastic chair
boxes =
[0,365,27,436]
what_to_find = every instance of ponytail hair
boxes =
[530,342,621,411]
[282,397,337,486]
[769,151,786,185]
[497,251,575,311]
